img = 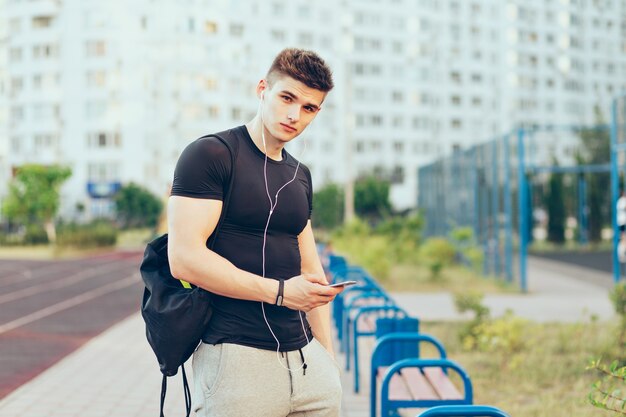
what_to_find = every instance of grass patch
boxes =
[0,244,113,260]
[0,228,153,260]
[116,228,154,250]
[419,319,620,417]
[384,264,515,293]
[529,239,612,253]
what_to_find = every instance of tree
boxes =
[2,164,72,243]
[114,182,163,229]
[545,171,566,244]
[577,107,611,242]
[354,176,391,222]
[312,183,344,230]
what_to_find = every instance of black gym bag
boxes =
[139,132,237,417]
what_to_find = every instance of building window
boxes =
[9,47,22,62]
[208,106,220,118]
[11,136,22,153]
[10,77,23,95]
[451,119,462,129]
[87,132,121,148]
[471,73,482,83]
[451,95,461,106]
[33,44,59,59]
[271,29,286,42]
[299,32,313,46]
[370,115,383,126]
[9,18,21,32]
[204,21,217,33]
[11,106,24,122]
[87,162,120,181]
[450,72,461,84]
[86,71,107,87]
[34,133,58,148]
[391,166,404,184]
[85,41,106,57]
[32,15,53,28]
[230,23,244,37]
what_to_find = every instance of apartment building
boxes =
[1,0,625,219]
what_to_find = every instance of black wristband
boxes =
[275,279,285,306]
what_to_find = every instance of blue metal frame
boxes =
[370,333,451,417]
[378,359,473,417]
[350,305,410,393]
[578,174,588,244]
[341,291,392,360]
[611,94,626,284]
[491,140,501,276]
[419,121,621,291]
[517,128,528,292]
[416,405,510,417]
[503,134,514,282]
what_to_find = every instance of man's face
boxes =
[259,76,326,143]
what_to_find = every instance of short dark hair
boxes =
[266,48,334,92]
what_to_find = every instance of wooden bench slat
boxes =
[423,367,463,400]
[377,367,413,401]
[359,316,376,331]
[401,367,440,400]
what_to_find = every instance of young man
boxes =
[167,48,344,416]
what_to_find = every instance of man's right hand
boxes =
[282,274,344,312]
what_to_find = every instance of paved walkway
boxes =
[393,256,615,323]
[0,256,617,417]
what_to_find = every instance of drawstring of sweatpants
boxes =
[281,349,308,376]
[298,348,308,376]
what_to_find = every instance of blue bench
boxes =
[351,310,417,393]
[370,333,473,417]
[416,405,510,417]
[340,289,394,357]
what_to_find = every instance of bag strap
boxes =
[159,365,191,417]
[202,131,238,250]
[159,131,239,417]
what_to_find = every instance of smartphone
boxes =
[328,280,357,288]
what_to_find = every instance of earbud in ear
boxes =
[261,91,265,100]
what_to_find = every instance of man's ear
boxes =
[257,79,268,100]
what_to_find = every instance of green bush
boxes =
[587,359,626,415]
[376,214,423,264]
[463,246,485,273]
[610,281,626,347]
[449,227,484,273]
[114,182,163,229]
[471,311,527,354]
[419,237,456,280]
[332,218,392,279]
[455,291,490,347]
[449,226,474,246]
[57,220,117,248]
[24,224,49,245]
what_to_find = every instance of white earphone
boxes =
[257,84,311,371]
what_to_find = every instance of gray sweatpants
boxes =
[191,338,342,417]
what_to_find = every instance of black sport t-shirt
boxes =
[170,125,314,351]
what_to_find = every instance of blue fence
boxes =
[419,95,625,291]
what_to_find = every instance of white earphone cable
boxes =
[258,96,310,371]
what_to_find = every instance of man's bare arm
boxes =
[167,196,338,311]
[298,220,341,356]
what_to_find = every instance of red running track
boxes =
[0,251,144,399]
